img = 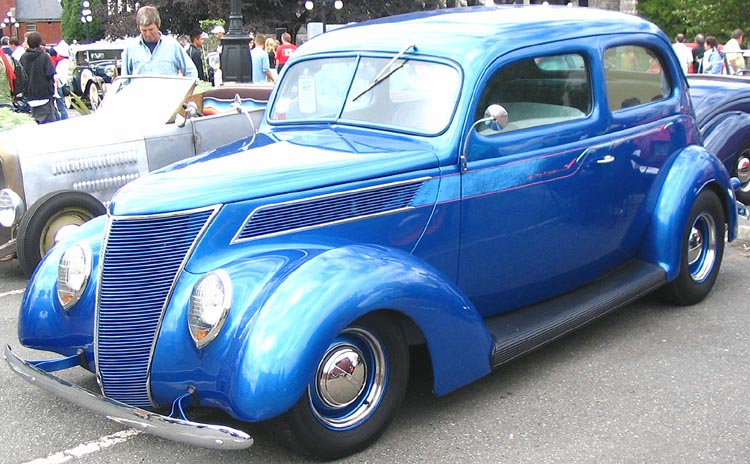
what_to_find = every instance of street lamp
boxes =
[304,0,343,34]
[1,10,19,38]
[80,0,93,43]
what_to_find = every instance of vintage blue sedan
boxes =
[5,5,745,460]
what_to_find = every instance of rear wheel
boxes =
[733,148,750,204]
[269,314,409,460]
[17,190,106,276]
[658,190,725,305]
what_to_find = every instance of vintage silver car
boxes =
[0,75,271,275]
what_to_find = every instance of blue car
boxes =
[5,5,744,460]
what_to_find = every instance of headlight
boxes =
[188,270,232,348]
[57,243,92,310]
[104,65,115,77]
[0,189,25,228]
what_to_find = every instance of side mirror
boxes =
[461,104,509,171]
[482,104,509,131]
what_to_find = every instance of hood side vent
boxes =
[234,178,428,242]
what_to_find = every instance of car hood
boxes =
[110,128,441,216]
[0,114,152,158]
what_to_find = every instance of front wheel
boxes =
[269,314,409,460]
[87,84,102,110]
[658,190,725,305]
[16,190,106,276]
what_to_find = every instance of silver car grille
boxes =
[96,208,215,408]
[234,179,427,242]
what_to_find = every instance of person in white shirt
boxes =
[672,33,693,74]
[724,29,745,75]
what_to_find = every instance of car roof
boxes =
[71,41,127,53]
[297,5,666,66]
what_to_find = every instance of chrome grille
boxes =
[97,208,214,408]
[235,179,426,242]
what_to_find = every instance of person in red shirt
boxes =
[275,32,297,73]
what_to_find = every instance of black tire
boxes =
[732,148,750,205]
[17,190,106,277]
[268,314,409,460]
[658,190,725,306]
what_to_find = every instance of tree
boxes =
[61,0,105,43]
[638,0,747,43]
[102,0,442,40]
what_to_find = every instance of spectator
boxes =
[699,36,723,75]
[724,29,745,75]
[212,25,225,54]
[187,29,206,81]
[250,34,274,83]
[275,32,297,73]
[691,34,705,74]
[672,33,692,74]
[0,48,14,109]
[53,41,70,120]
[19,32,56,124]
[265,37,277,70]
[121,6,198,77]
[10,37,25,61]
[1,36,10,55]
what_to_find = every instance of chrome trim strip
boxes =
[94,204,222,406]
[4,345,253,450]
[231,177,431,244]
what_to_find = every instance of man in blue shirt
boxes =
[249,34,275,83]
[121,6,198,78]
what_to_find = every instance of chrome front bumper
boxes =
[4,345,253,450]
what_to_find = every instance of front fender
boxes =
[638,145,736,280]
[17,215,107,365]
[228,244,492,420]
[151,244,492,422]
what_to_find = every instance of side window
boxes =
[476,53,591,133]
[604,45,671,111]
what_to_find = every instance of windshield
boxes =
[268,56,460,134]
[97,75,196,124]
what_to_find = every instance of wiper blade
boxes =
[352,43,416,102]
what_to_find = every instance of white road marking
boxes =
[0,288,24,298]
[21,429,141,464]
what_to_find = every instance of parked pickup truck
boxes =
[5,5,746,460]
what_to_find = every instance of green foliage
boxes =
[69,94,91,115]
[61,0,105,43]
[639,0,748,43]
[0,108,35,131]
[101,0,443,40]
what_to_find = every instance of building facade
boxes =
[0,0,62,45]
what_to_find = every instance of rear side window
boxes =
[475,53,592,133]
[604,45,671,111]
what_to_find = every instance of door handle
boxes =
[596,155,615,164]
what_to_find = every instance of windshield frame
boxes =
[267,52,464,136]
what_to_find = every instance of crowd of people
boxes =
[6,5,744,126]
[672,29,748,75]
[0,32,72,124]
[0,4,301,125]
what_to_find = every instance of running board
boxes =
[487,261,666,369]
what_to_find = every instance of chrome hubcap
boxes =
[317,345,366,408]
[737,155,750,192]
[310,327,387,430]
[687,212,717,282]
